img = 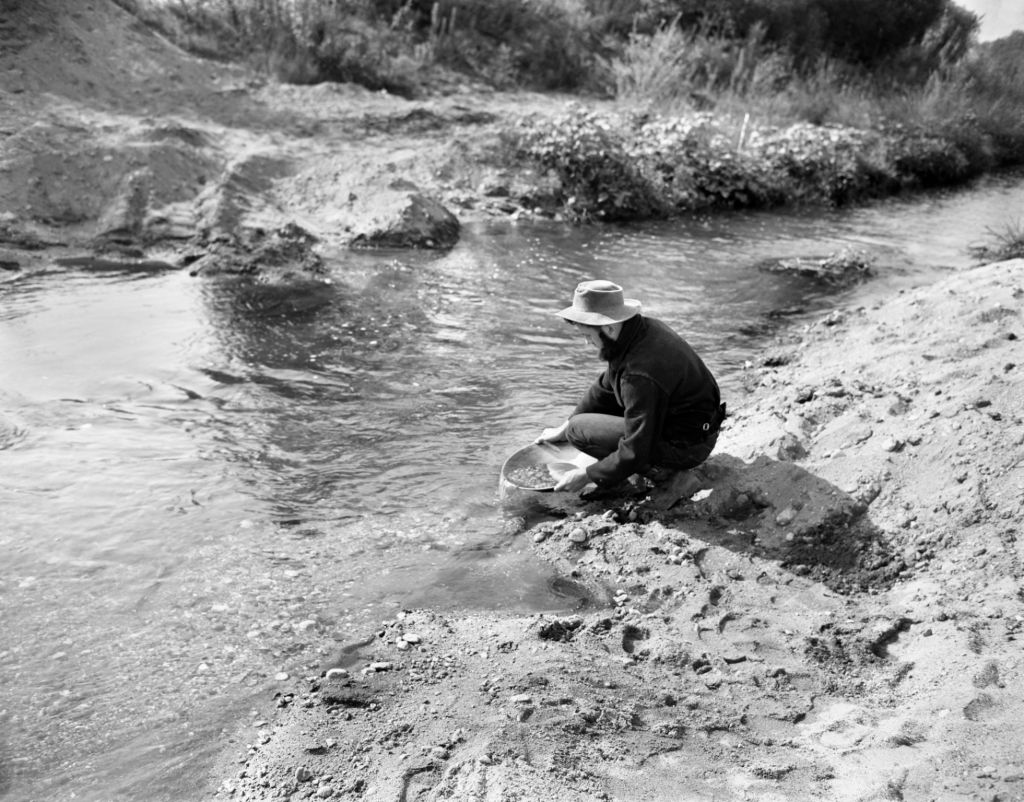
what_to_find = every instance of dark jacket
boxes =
[574,315,721,486]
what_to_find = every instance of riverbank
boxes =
[213,256,1024,801]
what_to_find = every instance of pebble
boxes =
[510,694,532,704]
[275,672,289,681]
[369,661,393,672]
[776,507,798,526]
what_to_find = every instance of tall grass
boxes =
[116,0,613,94]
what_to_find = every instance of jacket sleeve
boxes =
[572,370,623,417]
[585,374,665,486]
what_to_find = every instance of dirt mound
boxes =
[0,0,547,268]
[0,0,246,111]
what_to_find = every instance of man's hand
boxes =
[535,419,570,444]
[553,466,592,493]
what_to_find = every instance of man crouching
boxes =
[536,279,725,495]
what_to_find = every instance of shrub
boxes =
[968,219,1024,263]
[631,115,778,208]
[515,106,664,221]
[887,129,972,187]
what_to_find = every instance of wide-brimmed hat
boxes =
[557,280,641,326]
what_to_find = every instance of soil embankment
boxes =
[0,0,560,276]
[2,3,1023,801]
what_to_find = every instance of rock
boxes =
[775,433,808,461]
[776,507,798,526]
[296,767,314,783]
[794,386,816,403]
[403,633,422,644]
[349,192,460,250]
[275,672,289,681]
[538,617,583,642]
[317,785,335,798]
[533,531,548,543]
[569,527,588,544]
[325,668,348,680]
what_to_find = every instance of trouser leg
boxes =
[565,413,624,459]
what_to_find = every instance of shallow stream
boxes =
[2,171,1022,801]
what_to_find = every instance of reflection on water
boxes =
[1,170,1022,801]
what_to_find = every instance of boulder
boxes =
[349,190,460,250]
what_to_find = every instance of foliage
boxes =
[514,107,664,221]
[652,0,976,73]
[419,0,608,91]
[612,17,770,106]
[116,0,1024,220]
[510,99,1016,220]
[630,115,778,208]
[118,0,988,99]
[968,219,1024,264]
[512,106,894,220]
[887,128,973,187]
[750,123,890,205]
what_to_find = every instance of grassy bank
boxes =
[115,0,1024,221]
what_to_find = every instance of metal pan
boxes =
[500,442,597,491]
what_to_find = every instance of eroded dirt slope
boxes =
[1,0,560,268]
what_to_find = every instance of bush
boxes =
[515,107,664,221]
[888,129,972,187]
[968,219,1024,263]
[752,123,890,205]
[631,115,778,208]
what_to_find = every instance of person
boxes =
[536,279,725,494]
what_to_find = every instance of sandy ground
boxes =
[2,2,1023,801]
